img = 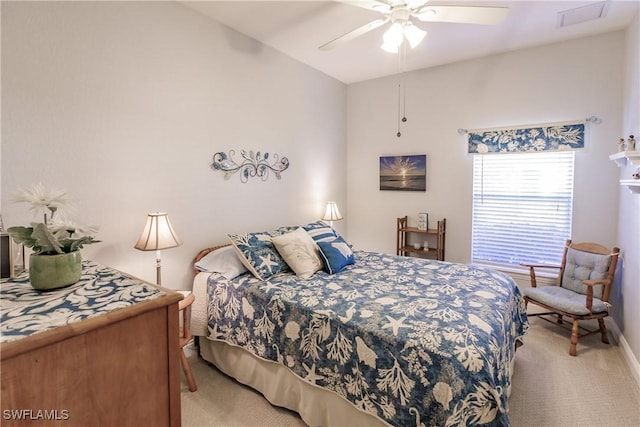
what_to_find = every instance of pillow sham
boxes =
[194,245,248,280]
[302,220,339,243]
[228,229,291,281]
[317,236,355,275]
[272,228,323,279]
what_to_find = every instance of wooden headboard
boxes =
[192,244,230,276]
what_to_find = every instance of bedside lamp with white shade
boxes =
[134,212,182,285]
[322,201,343,227]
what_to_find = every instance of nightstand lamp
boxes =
[135,212,182,285]
[322,201,343,227]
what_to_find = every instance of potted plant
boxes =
[7,184,100,290]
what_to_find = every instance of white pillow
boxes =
[194,246,248,280]
[271,228,323,279]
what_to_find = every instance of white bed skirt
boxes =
[199,337,390,427]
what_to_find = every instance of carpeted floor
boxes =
[181,317,640,427]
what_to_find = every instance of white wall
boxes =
[347,32,623,263]
[615,11,640,373]
[1,1,347,290]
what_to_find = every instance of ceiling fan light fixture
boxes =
[381,21,426,53]
[383,22,405,46]
[381,40,399,53]
[403,23,426,48]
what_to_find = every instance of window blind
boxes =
[471,151,575,268]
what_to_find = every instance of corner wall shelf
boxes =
[620,180,640,193]
[609,151,640,167]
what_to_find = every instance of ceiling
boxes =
[182,1,639,84]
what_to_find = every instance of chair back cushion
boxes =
[562,247,610,299]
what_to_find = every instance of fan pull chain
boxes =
[401,40,407,123]
[397,83,402,137]
[402,76,407,123]
[396,42,408,138]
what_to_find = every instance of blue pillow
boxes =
[317,236,355,274]
[303,220,338,243]
[228,228,292,281]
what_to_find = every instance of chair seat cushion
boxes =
[524,285,608,316]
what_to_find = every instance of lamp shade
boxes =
[134,212,182,251]
[381,22,403,53]
[403,23,426,48]
[322,201,343,222]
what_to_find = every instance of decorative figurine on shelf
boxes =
[628,135,636,151]
[633,168,640,180]
[619,138,626,152]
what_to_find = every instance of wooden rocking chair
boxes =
[522,239,620,356]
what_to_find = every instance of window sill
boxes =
[472,261,559,280]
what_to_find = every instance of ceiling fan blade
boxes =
[406,0,429,9]
[414,5,509,25]
[337,0,392,14]
[319,18,389,51]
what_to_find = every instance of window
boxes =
[471,151,575,269]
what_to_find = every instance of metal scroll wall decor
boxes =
[211,150,289,183]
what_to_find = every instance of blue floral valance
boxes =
[467,122,585,154]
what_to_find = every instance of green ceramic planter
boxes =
[29,252,82,290]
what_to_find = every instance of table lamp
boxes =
[322,201,343,227]
[135,212,182,285]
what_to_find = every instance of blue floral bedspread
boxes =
[1,260,164,343]
[206,251,529,426]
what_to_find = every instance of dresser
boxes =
[0,261,183,427]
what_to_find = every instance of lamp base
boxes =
[156,252,162,285]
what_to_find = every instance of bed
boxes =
[190,222,528,427]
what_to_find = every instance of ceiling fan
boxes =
[319,0,509,53]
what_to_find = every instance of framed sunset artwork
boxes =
[379,154,426,191]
